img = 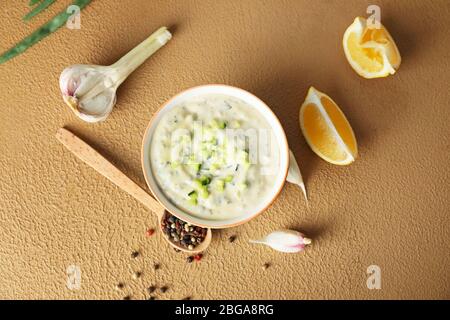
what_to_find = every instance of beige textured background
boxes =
[0,0,449,300]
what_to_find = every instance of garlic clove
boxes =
[250,230,311,253]
[286,150,308,202]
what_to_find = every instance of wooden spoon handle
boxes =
[56,128,164,218]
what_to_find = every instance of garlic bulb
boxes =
[286,150,307,201]
[59,27,172,122]
[250,230,311,253]
[59,65,117,122]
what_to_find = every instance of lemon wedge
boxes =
[343,17,401,79]
[299,87,357,165]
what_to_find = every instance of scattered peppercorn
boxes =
[262,263,270,270]
[147,286,157,294]
[146,228,155,237]
[173,248,181,253]
[132,271,142,279]
[153,263,160,271]
[161,211,207,250]
[229,235,237,243]
[123,295,131,300]
[194,254,203,262]
[148,296,156,300]
[115,283,124,291]
[160,286,168,293]
[183,296,192,300]
[131,251,139,259]
[187,256,194,263]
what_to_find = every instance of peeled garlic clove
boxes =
[250,230,311,253]
[286,150,308,202]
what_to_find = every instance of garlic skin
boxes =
[59,27,172,123]
[286,150,307,201]
[250,230,311,253]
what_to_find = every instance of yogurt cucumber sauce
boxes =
[150,94,280,220]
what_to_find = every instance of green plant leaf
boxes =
[24,0,56,22]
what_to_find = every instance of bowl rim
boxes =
[141,84,289,228]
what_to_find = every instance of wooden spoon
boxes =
[56,127,212,253]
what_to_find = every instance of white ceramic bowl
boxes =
[141,85,289,228]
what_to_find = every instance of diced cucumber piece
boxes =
[180,135,191,144]
[203,128,215,141]
[170,161,180,169]
[216,142,226,152]
[216,179,225,192]
[210,119,227,129]
[230,120,240,128]
[209,119,219,128]
[198,186,209,198]
[210,163,220,172]
[192,176,211,200]
[222,136,228,148]
[193,179,203,189]
[188,190,197,197]
[238,150,249,163]
[199,176,212,185]
[202,139,217,149]
[193,178,210,198]
[188,154,198,164]
[189,163,201,172]
[237,150,251,169]
[188,190,198,205]
[237,182,248,191]
[224,175,234,183]
[200,148,212,159]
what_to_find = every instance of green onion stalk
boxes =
[0,0,91,64]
